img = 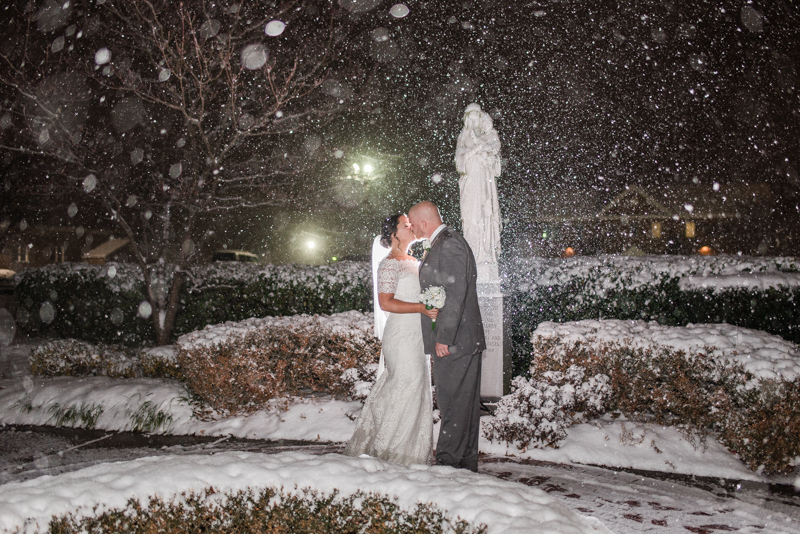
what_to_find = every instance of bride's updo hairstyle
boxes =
[380,213,403,248]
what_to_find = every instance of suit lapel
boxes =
[419,227,449,271]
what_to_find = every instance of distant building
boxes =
[522,183,778,257]
[83,238,132,265]
[0,225,109,271]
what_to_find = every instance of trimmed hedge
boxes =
[44,487,486,534]
[506,256,800,376]
[15,263,154,347]
[487,335,800,474]
[30,339,182,380]
[14,256,800,377]
[175,313,380,415]
[14,262,371,347]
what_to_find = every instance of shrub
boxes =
[488,333,800,473]
[30,339,181,380]
[14,262,372,347]
[175,262,372,334]
[175,312,380,415]
[505,255,800,376]
[138,347,183,380]
[16,255,800,377]
[14,263,155,347]
[483,366,611,449]
[40,486,486,534]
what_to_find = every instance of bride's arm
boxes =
[378,293,439,320]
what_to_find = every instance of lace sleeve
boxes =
[377,259,399,294]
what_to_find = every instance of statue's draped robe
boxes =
[455,125,502,264]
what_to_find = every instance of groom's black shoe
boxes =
[458,457,478,472]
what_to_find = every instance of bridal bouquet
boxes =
[419,286,446,330]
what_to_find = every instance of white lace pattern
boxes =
[344,258,433,466]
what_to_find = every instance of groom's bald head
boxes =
[408,201,443,240]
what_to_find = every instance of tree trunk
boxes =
[153,269,186,346]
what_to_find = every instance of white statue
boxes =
[455,103,502,265]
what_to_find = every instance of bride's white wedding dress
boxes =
[344,257,433,466]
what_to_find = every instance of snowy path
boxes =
[0,426,797,534]
[480,457,800,534]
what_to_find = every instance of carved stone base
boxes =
[476,263,510,400]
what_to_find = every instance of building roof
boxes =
[83,238,130,259]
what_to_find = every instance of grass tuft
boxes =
[46,402,104,428]
[126,401,173,433]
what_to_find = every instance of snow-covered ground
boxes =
[1,313,800,533]
[0,373,777,483]
[0,450,612,534]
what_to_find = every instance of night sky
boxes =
[2,0,799,262]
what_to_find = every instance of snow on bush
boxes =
[505,255,800,376]
[487,320,800,473]
[536,320,800,381]
[484,366,611,449]
[45,486,488,534]
[507,254,800,294]
[30,340,180,380]
[175,311,380,415]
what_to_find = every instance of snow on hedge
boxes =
[13,261,371,293]
[189,261,370,290]
[15,254,800,296]
[508,254,800,293]
[534,320,800,381]
[176,310,374,351]
[0,451,612,534]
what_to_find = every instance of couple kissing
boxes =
[344,200,486,472]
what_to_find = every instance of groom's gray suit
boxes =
[419,226,485,472]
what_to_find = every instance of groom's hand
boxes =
[435,342,450,357]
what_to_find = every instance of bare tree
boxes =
[0,0,366,344]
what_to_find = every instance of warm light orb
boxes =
[698,246,715,256]
[562,247,576,257]
[352,163,360,172]
[363,164,373,174]
[307,241,316,249]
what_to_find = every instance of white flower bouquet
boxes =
[419,285,446,330]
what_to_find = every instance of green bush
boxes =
[15,256,800,378]
[14,263,154,347]
[41,487,486,534]
[175,262,372,335]
[14,262,371,347]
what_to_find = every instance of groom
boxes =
[408,201,485,472]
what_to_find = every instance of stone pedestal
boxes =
[477,263,510,401]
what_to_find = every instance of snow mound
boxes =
[535,320,800,381]
[0,451,611,534]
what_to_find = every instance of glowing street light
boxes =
[307,240,316,249]
[352,163,360,172]
[363,164,373,174]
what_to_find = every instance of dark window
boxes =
[213,252,237,262]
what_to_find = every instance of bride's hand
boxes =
[422,306,439,320]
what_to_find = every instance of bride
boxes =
[344,213,437,466]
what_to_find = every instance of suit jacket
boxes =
[418,226,486,357]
